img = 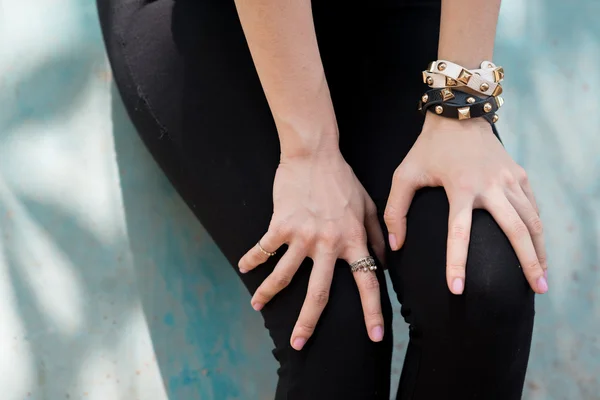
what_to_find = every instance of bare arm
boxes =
[235,0,387,350]
[438,0,501,69]
[233,0,338,157]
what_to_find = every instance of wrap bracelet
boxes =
[423,60,504,97]
[418,88,503,124]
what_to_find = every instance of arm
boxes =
[234,0,387,350]
[233,0,338,157]
[384,0,548,295]
[437,0,501,69]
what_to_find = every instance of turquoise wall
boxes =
[0,0,597,399]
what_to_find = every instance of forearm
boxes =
[438,0,502,69]
[234,0,338,158]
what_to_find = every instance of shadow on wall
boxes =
[109,84,276,399]
[496,0,600,398]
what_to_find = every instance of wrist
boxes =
[423,112,491,132]
[278,124,340,160]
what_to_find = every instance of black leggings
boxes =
[98,0,535,398]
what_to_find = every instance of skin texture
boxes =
[235,0,548,352]
[384,0,548,296]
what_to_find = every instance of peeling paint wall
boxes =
[0,0,597,399]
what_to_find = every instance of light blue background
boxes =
[0,0,597,399]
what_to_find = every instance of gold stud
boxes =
[493,67,505,82]
[457,107,471,120]
[446,77,458,87]
[492,85,503,97]
[487,63,494,69]
[427,62,436,72]
[426,76,434,85]
[495,96,504,108]
[438,62,447,71]
[480,82,490,92]
[467,97,476,104]
[457,69,473,85]
[422,94,429,103]
[440,88,455,101]
[435,105,444,114]
[483,103,493,112]
[422,71,428,83]
[492,114,500,123]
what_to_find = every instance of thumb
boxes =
[384,166,420,251]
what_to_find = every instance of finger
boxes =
[484,194,548,294]
[290,253,336,351]
[446,195,474,295]
[238,226,285,273]
[384,166,419,251]
[520,174,540,215]
[507,187,548,276]
[250,245,306,311]
[345,248,384,343]
[364,200,386,267]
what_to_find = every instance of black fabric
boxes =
[97,0,535,398]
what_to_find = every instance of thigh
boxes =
[98,0,394,398]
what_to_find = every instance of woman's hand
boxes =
[238,151,387,350]
[384,114,548,295]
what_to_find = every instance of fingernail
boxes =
[252,302,264,311]
[292,337,306,351]
[239,268,248,274]
[371,325,384,342]
[537,276,548,294]
[388,234,398,251]
[452,278,464,295]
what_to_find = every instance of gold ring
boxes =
[350,256,377,273]
[257,241,276,257]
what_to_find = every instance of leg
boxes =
[97,0,393,398]
[388,189,534,400]
[331,2,535,398]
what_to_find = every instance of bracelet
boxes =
[423,59,504,97]
[418,88,503,124]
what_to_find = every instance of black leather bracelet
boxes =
[418,88,502,124]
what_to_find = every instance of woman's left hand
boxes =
[384,113,548,295]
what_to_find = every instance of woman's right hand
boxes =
[238,151,387,351]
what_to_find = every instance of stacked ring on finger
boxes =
[418,88,503,125]
[350,256,377,273]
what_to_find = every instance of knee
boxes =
[463,210,535,324]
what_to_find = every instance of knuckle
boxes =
[297,224,316,248]
[310,289,330,307]
[523,259,542,272]
[296,320,316,334]
[449,225,470,242]
[274,222,293,239]
[318,227,341,248]
[455,172,475,193]
[253,290,269,303]
[500,169,518,186]
[527,216,544,236]
[383,206,398,224]
[272,273,293,289]
[447,263,466,276]
[511,220,529,239]
[515,166,529,184]
[365,308,383,321]
[392,166,410,183]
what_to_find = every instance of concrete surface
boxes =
[0,0,597,399]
